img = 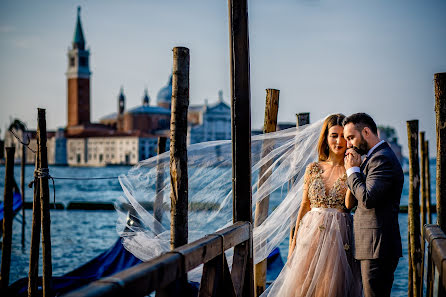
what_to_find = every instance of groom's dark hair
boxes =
[342,113,378,135]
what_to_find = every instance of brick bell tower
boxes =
[66,6,91,129]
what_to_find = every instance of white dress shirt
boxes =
[346,140,385,177]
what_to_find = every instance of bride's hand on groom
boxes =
[344,149,361,170]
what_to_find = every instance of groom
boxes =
[343,113,403,297]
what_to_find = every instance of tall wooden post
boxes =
[419,131,427,296]
[154,136,167,235]
[37,108,53,297]
[169,47,189,249]
[0,147,15,290]
[21,142,26,249]
[425,140,432,224]
[435,72,446,232]
[228,0,254,296]
[420,132,427,237]
[254,89,279,296]
[289,113,310,247]
[28,140,40,297]
[407,120,422,297]
[296,113,310,127]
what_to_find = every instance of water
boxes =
[0,163,437,296]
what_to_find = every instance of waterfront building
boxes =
[187,90,231,144]
[66,135,163,166]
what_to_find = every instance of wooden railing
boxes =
[62,221,251,297]
[423,224,446,296]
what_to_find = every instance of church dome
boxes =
[156,75,172,105]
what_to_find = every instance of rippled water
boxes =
[0,163,437,296]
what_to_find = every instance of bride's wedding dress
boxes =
[264,162,362,297]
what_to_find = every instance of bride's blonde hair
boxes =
[317,114,345,161]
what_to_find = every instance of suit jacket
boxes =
[347,142,404,260]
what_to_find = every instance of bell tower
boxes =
[66,6,91,128]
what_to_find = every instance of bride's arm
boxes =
[288,180,311,259]
[345,189,357,210]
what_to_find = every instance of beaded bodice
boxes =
[304,162,348,210]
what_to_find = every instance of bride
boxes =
[116,113,362,295]
[264,114,362,297]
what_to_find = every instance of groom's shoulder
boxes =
[369,144,403,172]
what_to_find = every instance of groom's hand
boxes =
[344,149,361,170]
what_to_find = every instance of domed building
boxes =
[100,85,171,134]
[156,75,172,109]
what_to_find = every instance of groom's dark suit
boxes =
[347,142,403,297]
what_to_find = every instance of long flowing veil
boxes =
[115,117,325,280]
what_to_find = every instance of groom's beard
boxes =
[352,135,369,155]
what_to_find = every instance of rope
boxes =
[28,168,120,209]
[8,129,36,153]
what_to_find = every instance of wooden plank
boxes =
[176,221,250,271]
[62,222,250,297]
[231,241,249,297]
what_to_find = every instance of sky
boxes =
[1,0,445,156]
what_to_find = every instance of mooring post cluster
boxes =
[407,72,446,297]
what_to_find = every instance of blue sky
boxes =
[1,0,445,156]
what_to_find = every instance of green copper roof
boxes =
[73,6,85,49]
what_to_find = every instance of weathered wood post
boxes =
[419,131,427,296]
[0,147,15,290]
[435,72,446,232]
[157,47,190,297]
[154,136,167,235]
[21,142,26,249]
[407,120,422,297]
[28,140,40,297]
[296,113,310,127]
[420,132,427,238]
[425,140,432,224]
[289,113,310,247]
[254,89,279,296]
[169,47,189,250]
[37,108,53,297]
[228,0,254,296]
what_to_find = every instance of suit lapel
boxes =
[360,141,388,173]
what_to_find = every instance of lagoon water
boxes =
[0,162,437,296]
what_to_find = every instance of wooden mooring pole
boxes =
[154,136,167,235]
[407,120,422,297]
[228,0,254,296]
[0,147,15,290]
[289,113,310,248]
[254,89,279,296]
[37,108,53,297]
[169,47,190,250]
[424,140,432,224]
[435,72,446,232]
[296,113,310,127]
[28,139,40,296]
[21,142,26,249]
[420,132,427,239]
[156,47,190,297]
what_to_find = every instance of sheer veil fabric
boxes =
[116,116,362,291]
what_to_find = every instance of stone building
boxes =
[187,91,231,144]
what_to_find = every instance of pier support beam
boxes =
[254,89,279,296]
[228,0,254,296]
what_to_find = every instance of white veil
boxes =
[115,117,325,279]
